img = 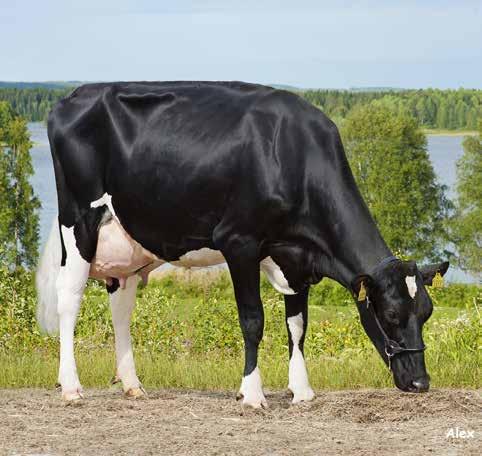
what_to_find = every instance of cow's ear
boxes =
[351,274,374,302]
[419,261,450,285]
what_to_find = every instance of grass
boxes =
[0,350,393,390]
[1,340,478,391]
[0,268,480,390]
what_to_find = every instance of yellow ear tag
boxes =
[358,281,367,301]
[432,271,444,288]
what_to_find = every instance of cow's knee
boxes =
[242,315,264,345]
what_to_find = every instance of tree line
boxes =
[0,86,480,130]
[302,88,480,130]
[0,88,70,122]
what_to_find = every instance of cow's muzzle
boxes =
[409,376,430,393]
[395,373,430,393]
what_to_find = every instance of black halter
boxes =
[365,256,426,370]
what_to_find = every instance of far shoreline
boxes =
[423,129,478,137]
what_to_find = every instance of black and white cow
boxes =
[36,81,448,407]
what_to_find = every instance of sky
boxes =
[0,0,481,89]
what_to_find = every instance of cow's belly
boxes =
[89,204,294,295]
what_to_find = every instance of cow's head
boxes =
[352,259,449,393]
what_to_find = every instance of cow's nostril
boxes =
[411,379,430,392]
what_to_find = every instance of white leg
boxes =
[287,313,315,404]
[56,226,90,401]
[237,367,267,408]
[109,275,144,397]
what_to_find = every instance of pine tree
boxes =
[415,98,427,126]
[0,101,40,270]
[436,100,449,129]
[455,100,467,129]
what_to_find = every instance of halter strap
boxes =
[364,256,426,370]
[365,298,426,369]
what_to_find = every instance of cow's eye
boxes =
[385,310,399,324]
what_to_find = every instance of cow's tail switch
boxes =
[36,219,62,334]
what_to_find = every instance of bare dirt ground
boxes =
[1,388,480,456]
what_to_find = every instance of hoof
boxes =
[62,389,84,402]
[237,393,268,409]
[125,386,147,399]
[290,386,315,404]
[237,367,268,409]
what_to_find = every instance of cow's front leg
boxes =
[224,244,267,409]
[284,287,315,404]
[109,275,145,398]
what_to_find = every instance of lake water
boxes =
[28,122,474,283]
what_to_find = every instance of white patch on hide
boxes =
[405,275,417,298]
[238,366,267,408]
[287,312,315,404]
[90,192,117,217]
[260,257,296,295]
[172,248,225,268]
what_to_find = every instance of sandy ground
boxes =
[1,388,480,456]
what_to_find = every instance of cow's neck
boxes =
[312,182,393,289]
[327,216,392,289]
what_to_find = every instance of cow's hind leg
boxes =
[285,287,315,403]
[109,276,145,398]
[223,242,267,408]
[56,225,90,401]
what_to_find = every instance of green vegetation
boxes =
[0,101,40,269]
[450,122,482,278]
[0,88,71,122]
[301,88,481,131]
[341,104,450,260]
[0,269,479,389]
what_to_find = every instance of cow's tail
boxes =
[36,218,62,334]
